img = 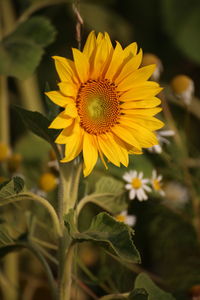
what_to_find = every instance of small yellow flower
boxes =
[7,153,22,173]
[39,172,58,192]
[123,170,151,201]
[115,210,136,226]
[0,142,10,162]
[151,170,165,196]
[171,75,194,105]
[47,31,164,176]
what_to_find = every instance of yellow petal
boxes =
[83,133,98,177]
[52,56,79,83]
[61,125,83,163]
[49,111,73,129]
[129,148,143,155]
[105,42,124,81]
[64,103,78,118]
[123,42,138,58]
[58,82,78,98]
[96,32,104,43]
[119,82,162,101]
[120,97,161,109]
[55,122,75,144]
[45,91,74,107]
[123,115,164,130]
[97,134,120,167]
[122,107,162,116]
[102,132,129,167]
[119,119,158,147]
[72,48,89,83]
[83,31,97,60]
[115,49,143,84]
[112,125,141,150]
[91,35,111,79]
[117,64,156,91]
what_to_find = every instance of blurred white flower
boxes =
[151,170,165,196]
[163,181,189,208]
[123,170,151,201]
[115,210,136,227]
[148,129,175,153]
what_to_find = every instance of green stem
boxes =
[1,192,62,237]
[0,76,9,145]
[76,193,115,216]
[98,293,128,300]
[77,257,111,293]
[16,75,44,113]
[2,253,19,300]
[26,242,57,300]
[60,245,74,300]
[57,159,82,300]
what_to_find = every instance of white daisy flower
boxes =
[115,210,136,227]
[148,129,175,154]
[151,170,165,196]
[123,170,151,201]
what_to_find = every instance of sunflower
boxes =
[47,31,164,176]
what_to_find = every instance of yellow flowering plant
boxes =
[1,1,200,300]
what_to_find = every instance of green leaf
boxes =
[0,17,56,79]
[0,177,24,198]
[95,176,124,194]
[134,273,176,300]
[65,210,141,264]
[129,288,148,300]
[92,176,127,214]
[87,193,128,215]
[14,106,59,146]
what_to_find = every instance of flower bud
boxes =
[142,53,163,81]
[39,172,58,192]
[0,142,10,162]
[171,75,194,105]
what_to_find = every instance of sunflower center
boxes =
[76,79,120,135]
[132,178,142,189]
[153,179,161,191]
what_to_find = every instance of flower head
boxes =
[171,74,194,106]
[47,31,164,176]
[123,170,151,201]
[115,210,136,226]
[39,172,58,192]
[151,170,165,196]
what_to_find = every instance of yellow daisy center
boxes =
[132,178,142,189]
[153,179,161,191]
[76,79,120,135]
[115,215,126,223]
